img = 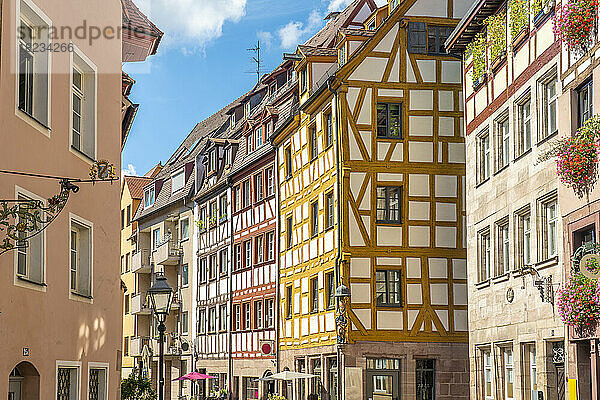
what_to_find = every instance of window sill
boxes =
[492,273,510,284]
[375,221,403,226]
[70,291,93,303]
[475,178,490,189]
[475,280,491,289]
[513,147,532,163]
[537,130,558,147]
[376,304,403,309]
[180,237,190,244]
[17,275,46,287]
[324,225,335,232]
[70,146,96,164]
[16,107,51,134]
[494,164,509,176]
[536,256,558,270]
[376,136,404,142]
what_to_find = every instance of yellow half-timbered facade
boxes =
[274,1,472,399]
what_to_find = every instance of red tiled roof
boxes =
[124,175,153,199]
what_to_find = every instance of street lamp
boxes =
[334,284,350,400]
[148,274,173,400]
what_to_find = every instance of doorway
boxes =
[8,362,39,400]
[366,358,401,400]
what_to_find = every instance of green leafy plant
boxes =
[466,32,487,86]
[485,11,507,63]
[509,0,531,39]
[196,220,206,231]
[121,371,157,400]
[268,394,288,400]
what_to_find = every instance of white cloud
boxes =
[328,0,387,11]
[277,10,323,49]
[136,0,247,52]
[121,164,138,179]
[257,31,274,50]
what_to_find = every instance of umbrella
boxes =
[258,371,316,381]
[172,372,217,381]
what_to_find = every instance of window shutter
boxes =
[408,22,427,54]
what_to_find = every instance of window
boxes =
[152,228,161,250]
[497,220,509,276]
[310,126,318,160]
[233,304,241,331]
[198,257,207,283]
[18,4,50,126]
[209,254,217,280]
[285,147,293,179]
[234,186,241,212]
[255,235,264,264]
[377,103,402,138]
[376,270,402,306]
[198,308,206,334]
[265,298,274,327]
[180,218,189,240]
[483,349,493,399]
[246,135,253,154]
[219,304,227,331]
[300,66,307,93]
[234,244,242,271]
[496,116,510,170]
[57,366,79,400]
[407,21,427,54]
[310,200,319,237]
[541,198,558,259]
[144,186,155,208]
[477,130,491,183]
[181,311,188,335]
[517,97,532,156]
[209,201,218,227]
[266,231,275,260]
[266,167,275,196]
[478,229,491,281]
[325,192,334,229]
[285,285,293,318]
[121,209,125,230]
[71,51,97,159]
[244,377,259,400]
[416,359,435,400]
[244,240,252,268]
[124,294,130,314]
[310,277,319,312]
[286,216,293,248]
[255,127,264,148]
[245,101,251,117]
[325,271,335,309]
[219,249,228,275]
[127,205,131,226]
[266,121,272,138]
[15,192,44,284]
[376,186,401,223]
[88,366,107,400]
[577,78,593,128]
[504,348,515,400]
[540,74,558,139]
[70,219,92,297]
[219,195,227,222]
[254,301,263,329]
[243,180,251,208]
[325,112,333,148]
[529,346,537,400]
[181,264,189,287]
[224,148,231,166]
[254,172,264,202]
[516,210,532,268]
[243,302,251,330]
[208,307,216,332]
[123,338,129,356]
[199,207,207,232]
[427,25,453,54]
[171,170,185,193]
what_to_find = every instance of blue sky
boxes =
[121,0,384,176]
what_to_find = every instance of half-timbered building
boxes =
[273,0,472,399]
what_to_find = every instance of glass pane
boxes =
[73,93,81,114]
[73,68,83,91]
[389,104,401,138]
[377,104,387,136]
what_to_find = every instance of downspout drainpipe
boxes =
[183,198,196,396]
[327,77,344,400]
[227,178,234,398]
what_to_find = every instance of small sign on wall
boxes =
[22,348,29,356]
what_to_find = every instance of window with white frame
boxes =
[18,0,50,126]
[265,298,274,328]
[71,50,97,159]
[478,228,491,281]
[180,311,188,335]
[219,248,227,275]
[496,115,510,170]
[198,257,206,283]
[152,228,161,250]
[70,218,92,297]
[496,219,510,276]
[266,231,275,260]
[477,130,491,183]
[88,365,108,400]
[180,218,189,240]
[57,365,79,400]
[503,348,515,400]
[517,96,532,156]
[255,235,264,264]
[16,191,45,284]
[540,196,558,259]
[244,240,252,268]
[144,186,155,209]
[529,346,537,399]
[198,308,206,334]
[208,307,216,333]
[516,209,532,268]
[266,167,275,197]
[540,73,558,140]
[171,170,185,193]
[255,126,263,148]
[219,304,227,331]
[255,300,263,329]
[482,349,493,400]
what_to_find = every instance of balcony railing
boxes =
[154,235,180,265]
[130,336,152,357]
[131,292,151,315]
[132,249,151,273]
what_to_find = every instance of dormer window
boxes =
[144,186,155,208]
[246,135,253,153]
[255,127,263,148]
[300,67,308,93]
[266,121,272,138]
[230,113,236,127]
[245,101,251,117]
[224,148,231,166]
[172,170,185,193]
[339,46,346,66]
[390,0,399,10]
[368,20,376,30]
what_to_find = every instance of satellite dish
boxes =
[181,342,189,351]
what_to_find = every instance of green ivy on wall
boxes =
[466,32,487,86]
[485,11,507,63]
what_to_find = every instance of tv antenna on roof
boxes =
[248,41,261,84]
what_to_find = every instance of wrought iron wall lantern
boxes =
[0,160,117,255]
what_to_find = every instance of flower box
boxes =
[554,0,598,56]
[512,28,529,49]
[472,73,487,90]
[490,51,507,72]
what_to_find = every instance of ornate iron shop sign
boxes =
[0,161,117,255]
